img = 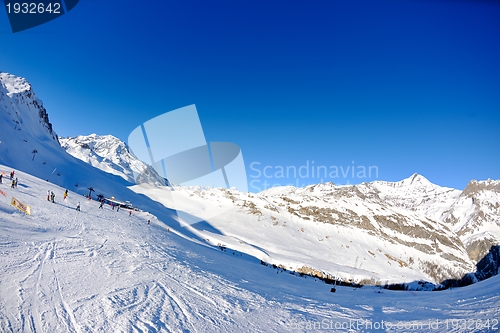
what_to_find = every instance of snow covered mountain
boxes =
[60,134,166,186]
[442,179,500,280]
[0,73,133,203]
[370,175,500,281]
[370,173,462,221]
[148,174,497,288]
[1,71,500,331]
[68,128,500,287]
[0,72,59,145]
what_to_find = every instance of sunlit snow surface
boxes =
[1,167,499,332]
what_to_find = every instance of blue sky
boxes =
[1,0,499,191]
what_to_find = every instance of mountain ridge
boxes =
[60,134,166,186]
[1,71,499,289]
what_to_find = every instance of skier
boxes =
[148,219,150,225]
[47,190,50,201]
[11,180,15,188]
[76,202,81,211]
[117,205,120,212]
[10,171,14,180]
[0,173,2,183]
[63,189,68,200]
[129,210,132,217]
[99,200,104,209]
[14,178,18,188]
[51,191,55,203]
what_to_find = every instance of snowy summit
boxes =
[60,134,166,186]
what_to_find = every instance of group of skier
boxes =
[46,189,69,204]
[98,199,132,216]
[49,189,81,211]
[59,190,134,214]
[2,170,136,216]
[0,171,18,188]
[75,198,137,217]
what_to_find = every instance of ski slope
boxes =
[1,166,499,332]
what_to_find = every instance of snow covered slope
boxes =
[131,180,473,287]
[1,166,500,332]
[60,134,166,186]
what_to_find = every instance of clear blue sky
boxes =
[1,0,499,191]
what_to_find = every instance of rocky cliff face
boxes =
[0,72,59,143]
[441,179,500,279]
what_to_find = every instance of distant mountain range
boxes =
[1,71,499,289]
[61,139,500,288]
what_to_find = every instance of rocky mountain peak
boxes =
[0,72,32,96]
[462,179,500,198]
[60,134,167,186]
[399,173,432,187]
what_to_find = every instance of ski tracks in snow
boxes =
[1,216,94,333]
[14,241,81,333]
[154,280,197,332]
